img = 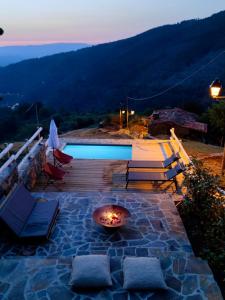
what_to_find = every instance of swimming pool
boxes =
[63,144,132,160]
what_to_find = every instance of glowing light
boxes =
[210,79,222,98]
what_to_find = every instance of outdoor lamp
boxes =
[122,110,126,114]
[209,79,225,175]
[130,110,135,115]
[210,79,223,99]
[0,28,4,35]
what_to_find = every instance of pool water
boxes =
[63,144,132,160]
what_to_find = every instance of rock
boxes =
[47,286,75,300]
[182,275,198,295]
[173,258,186,275]
[7,277,27,300]
[136,248,148,256]
[185,259,211,275]
[166,275,182,292]
[150,220,165,231]
[30,267,56,291]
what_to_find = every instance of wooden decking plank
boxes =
[33,157,178,193]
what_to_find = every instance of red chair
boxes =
[43,163,66,188]
[53,149,73,167]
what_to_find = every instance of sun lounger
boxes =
[53,149,73,167]
[126,163,184,189]
[0,184,59,239]
[127,153,180,170]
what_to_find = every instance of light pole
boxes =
[209,79,225,174]
[119,107,126,129]
[125,97,135,129]
[25,102,40,128]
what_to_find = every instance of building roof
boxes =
[149,107,207,133]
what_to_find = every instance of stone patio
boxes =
[0,191,223,299]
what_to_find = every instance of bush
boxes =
[179,159,225,292]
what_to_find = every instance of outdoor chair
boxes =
[0,184,59,239]
[53,149,73,168]
[126,163,184,190]
[127,153,180,171]
[43,162,66,188]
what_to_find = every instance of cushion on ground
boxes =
[70,255,112,288]
[20,200,59,238]
[123,257,167,290]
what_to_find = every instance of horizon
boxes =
[0,41,90,48]
[1,1,225,47]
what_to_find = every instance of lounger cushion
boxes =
[0,184,35,235]
[123,257,167,290]
[128,160,164,168]
[127,163,183,182]
[70,255,112,288]
[127,171,168,181]
[20,200,59,238]
[128,153,180,169]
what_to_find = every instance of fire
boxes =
[100,210,121,225]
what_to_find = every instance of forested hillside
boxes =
[0,11,225,112]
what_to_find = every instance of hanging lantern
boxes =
[210,79,222,98]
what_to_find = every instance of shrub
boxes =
[179,159,225,291]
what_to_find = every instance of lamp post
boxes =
[119,108,126,129]
[125,97,135,129]
[119,99,135,129]
[209,79,225,174]
[25,102,40,128]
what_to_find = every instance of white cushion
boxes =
[70,255,112,288]
[123,257,167,290]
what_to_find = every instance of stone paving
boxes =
[0,192,223,299]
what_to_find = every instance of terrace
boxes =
[0,128,223,299]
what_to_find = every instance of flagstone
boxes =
[0,191,222,299]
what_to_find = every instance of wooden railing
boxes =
[0,127,43,173]
[0,143,13,160]
[170,128,192,165]
[14,127,43,160]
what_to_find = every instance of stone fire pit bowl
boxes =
[93,205,131,228]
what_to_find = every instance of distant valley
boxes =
[0,43,89,66]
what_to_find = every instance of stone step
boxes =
[0,252,213,276]
[0,255,223,300]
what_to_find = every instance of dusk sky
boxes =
[1,0,225,46]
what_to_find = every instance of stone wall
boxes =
[18,142,46,190]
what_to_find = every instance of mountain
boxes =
[0,11,225,113]
[0,43,89,66]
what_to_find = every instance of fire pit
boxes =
[93,205,130,228]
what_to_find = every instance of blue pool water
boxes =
[63,144,132,160]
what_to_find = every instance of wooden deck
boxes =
[33,138,186,193]
[33,158,181,193]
